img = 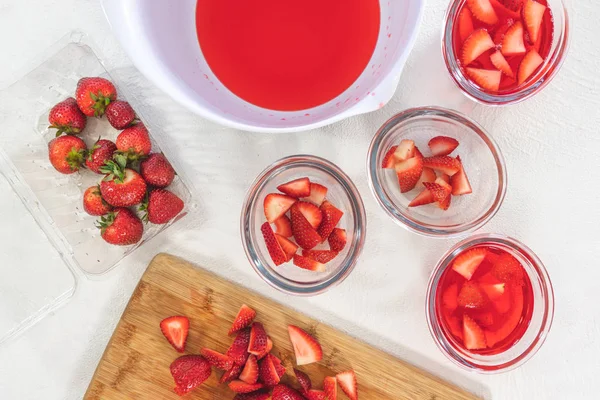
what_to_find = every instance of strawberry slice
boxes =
[293,368,312,392]
[452,247,488,280]
[296,201,323,229]
[288,325,323,365]
[467,0,499,24]
[518,49,544,85]
[220,363,244,384]
[382,145,398,169]
[305,390,327,400]
[328,228,347,252]
[276,234,298,261]
[160,316,189,353]
[290,204,322,250]
[490,50,514,77]
[239,355,259,384]
[302,249,339,264]
[273,215,292,238]
[201,348,234,370]
[501,21,526,56]
[492,19,514,45]
[523,0,546,43]
[227,328,251,366]
[502,0,523,11]
[428,136,459,156]
[465,68,502,91]
[451,155,473,195]
[393,139,415,161]
[229,380,264,394]
[408,188,435,207]
[259,354,281,387]
[261,222,287,266]
[489,0,521,19]
[229,304,257,336]
[170,355,212,395]
[317,201,344,241]
[248,322,268,356]
[446,315,464,340]
[395,156,424,193]
[415,167,436,188]
[481,282,506,300]
[440,173,451,184]
[434,177,453,210]
[442,283,459,311]
[270,354,286,377]
[458,7,475,43]
[472,311,495,327]
[264,193,297,223]
[323,376,338,400]
[277,177,311,198]
[492,288,512,313]
[336,370,358,400]
[463,314,487,350]
[461,29,495,66]
[272,384,306,400]
[458,282,488,309]
[423,156,461,176]
[234,391,270,400]
[255,336,273,360]
[423,179,451,205]
[486,286,524,347]
[491,253,524,284]
[293,254,326,272]
[305,183,328,206]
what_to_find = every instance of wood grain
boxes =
[85,253,479,400]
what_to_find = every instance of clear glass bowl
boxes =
[367,106,506,238]
[442,0,570,105]
[426,234,554,373]
[241,155,366,296]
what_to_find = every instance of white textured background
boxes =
[1,0,599,399]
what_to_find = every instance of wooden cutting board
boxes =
[85,253,479,400]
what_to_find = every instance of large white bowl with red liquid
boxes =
[101,0,424,133]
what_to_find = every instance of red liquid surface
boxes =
[436,245,534,355]
[452,0,554,92]
[196,0,380,111]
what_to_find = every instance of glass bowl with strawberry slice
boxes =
[241,155,366,296]
[442,0,569,105]
[368,106,506,237]
[426,233,554,372]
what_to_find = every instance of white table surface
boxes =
[1,0,598,399]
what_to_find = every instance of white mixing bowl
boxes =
[101,0,424,133]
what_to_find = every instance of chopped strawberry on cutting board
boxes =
[229,380,264,394]
[272,384,306,400]
[239,355,259,384]
[258,354,281,386]
[248,322,269,356]
[288,325,323,365]
[293,368,312,392]
[229,304,257,335]
[170,355,212,396]
[336,370,359,400]
[160,316,190,353]
[323,376,338,400]
[201,348,234,370]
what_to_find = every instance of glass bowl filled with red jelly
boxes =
[426,234,554,372]
[442,0,569,104]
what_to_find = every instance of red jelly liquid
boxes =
[196,0,380,111]
[452,0,554,92]
[436,246,534,355]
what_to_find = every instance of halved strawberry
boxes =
[452,247,488,280]
[239,355,259,384]
[336,370,358,400]
[170,355,212,396]
[201,348,234,370]
[248,322,268,356]
[451,155,473,196]
[272,384,306,400]
[305,390,327,400]
[290,204,322,250]
[480,282,506,300]
[220,364,244,384]
[259,354,281,387]
[382,145,398,169]
[276,234,298,261]
[490,50,514,77]
[442,283,459,311]
[323,376,338,400]
[485,286,524,346]
[328,228,347,252]
[227,328,251,366]
[467,0,499,24]
[461,29,495,66]
[408,188,435,207]
[518,49,544,85]
[293,254,326,272]
[317,201,344,241]
[491,253,524,284]
[395,156,424,193]
[270,354,286,377]
[293,368,312,392]
[501,21,526,56]
[423,156,461,176]
[255,336,273,360]
[160,316,189,353]
[288,325,323,365]
[428,136,459,156]
[296,201,323,229]
[415,167,436,188]
[523,0,546,43]
[274,215,292,238]
[261,222,287,266]
[472,311,495,327]
[458,282,488,309]
[393,139,415,161]
[458,7,475,43]
[277,177,311,198]
[264,193,297,223]
[229,304,257,336]
[465,67,502,91]
[229,380,264,394]
[305,183,328,206]
[423,180,451,206]
[463,314,487,350]
[302,249,339,264]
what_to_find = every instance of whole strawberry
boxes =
[75,77,117,117]
[140,153,175,187]
[116,123,152,160]
[105,100,137,129]
[48,97,87,136]
[48,135,87,174]
[141,189,184,224]
[97,208,143,245]
[86,139,117,173]
[99,159,147,207]
[83,186,113,216]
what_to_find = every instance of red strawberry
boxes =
[381,145,398,169]
[239,354,259,384]
[438,191,452,210]
[86,139,117,173]
[220,364,244,384]
[452,247,488,280]
[264,193,297,223]
[422,156,461,176]
[83,186,113,216]
[258,354,281,387]
[422,181,451,207]
[290,204,321,250]
[140,153,175,188]
[442,283,459,311]
[446,315,464,340]
[491,253,524,284]
[48,135,87,174]
[523,0,546,43]
[160,316,189,353]
[440,173,451,184]
[463,314,487,350]
[336,370,358,400]
[302,249,338,264]
[465,68,502,92]
[274,215,293,237]
[201,348,234,370]
[99,162,147,207]
[458,282,488,309]
[288,325,323,365]
[518,49,544,85]
[467,0,499,24]
[116,123,152,159]
[261,222,287,266]
[293,368,312,392]
[230,304,257,336]
[270,354,286,377]
[472,311,495,327]
[255,336,273,360]
[248,322,268,356]
[480,282,506,300]
[141,189,184,224]
[105,100,137,129]
[306,390,327,400]
[408,188,435,207]
[458,7,475,43]
[317,200,343,240]
[170,355,212,396]
[229,380,264,394]
[428,136,459,156]
[75,77,117,117]
[293,254,326,272]
[490,50,514,77]
[328,228,347,252]
[48,97,87,135]
[272,384,306,400]
[393,139,415,161]
[305,183,328,206]
[502,0,523,11]
[489,0,521,19]
[501,21,526,56]
[415,167,436,188]
[97,208,143,245]
[485,286,524,346]
[277,177,311,198]
[234,391,270,400]
[323,376,337,400]
[493,19,514,44]
[276,234,298,261]
[227,328,251,366]
[461,29,495,66]
[395,155,424,193]
[434,177,453,210]
[296,201,323,229]
[451,155,473,195]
